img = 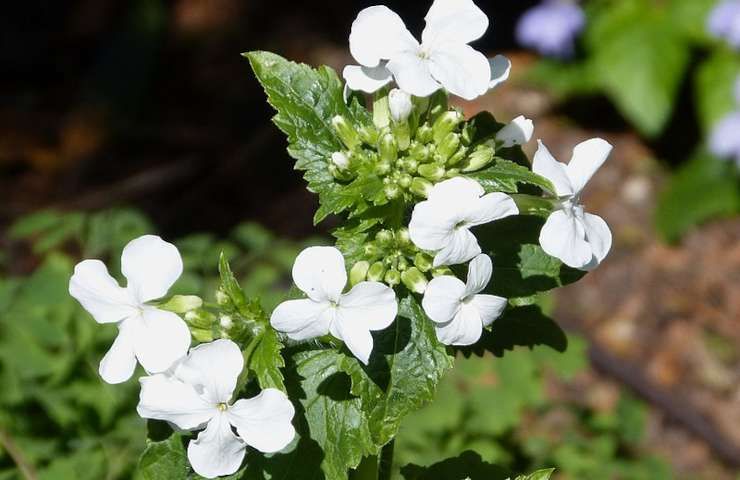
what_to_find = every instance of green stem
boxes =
[351,454,378,480]
[378,439,395,480]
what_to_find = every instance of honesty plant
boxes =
[67,1,613,478]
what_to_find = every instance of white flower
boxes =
[408,177,519,267]
[343,0,495,100]
[488,54,511,90]
[496,115,534,147]
[69,235,191,384]
[533,138,613,270]
[422,254,506,345]
[331,151,350,169]
[389,88,413,122]
[137,339,296,479]
[270,246,397,364]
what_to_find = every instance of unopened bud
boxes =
[401,158,418,174]
[398,173,412,189]
[417,164,445,181]
[461,122,477,145]
[397,256,409,271]
[350,261,370,286]
[432,111,464,144]
[384,183,401,200]
[396,228,411,247]
[446,146,468,167]
[375,160,392,176]
[219,315,233,330]
[389,88,413,123]
[185,309,216,329]
[437,132,461,162]
[414,253,433,272]
[191,327,214,343]
[331,151,350,169]
[410,177,434,198]
[329,163,353,181]
[375,229,394,246]
[358,124,379,145]
[363,242,380,258]
[384,268,401,286]
[432,266,454,277]
[378,133,398,162]
[408,142,430,163]
[215,288,230,306]
[401,267,428,293]
[415,123,433,144]
[332,115,361,150]
[445,168,460,178]
[367,261,387,282]
[462,145,495,172]
[159,295,203,314]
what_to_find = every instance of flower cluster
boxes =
[709,75,740,167]
[70,236,296,478]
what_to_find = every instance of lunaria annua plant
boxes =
[69,0,613,478]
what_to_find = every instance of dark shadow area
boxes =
[400,450,511,480]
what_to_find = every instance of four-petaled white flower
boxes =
[496,115,534,148]
[69,235,191,384]
[270,247,397,364]
[409,177,519,267]
[343,0,498,100]
[137,339,296,479]
[533,138,613,270]
[422,254,507,345]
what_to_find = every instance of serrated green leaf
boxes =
[655,151,740,243]
[249,327,286,391]
[218,252,249,313]
[134,433,190,480]
[339,294,453,447]
[467,159,554,195]
[695,49,740,134]
[245,51,371,224]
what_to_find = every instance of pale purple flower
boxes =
[516,1,585,58]
[709,112,740,167]
[707,0,740,49]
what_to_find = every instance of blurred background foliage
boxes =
[1,0,739,478]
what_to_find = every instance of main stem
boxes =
[351,439,395,480]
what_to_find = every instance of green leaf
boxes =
[249,327,286,391]
[467,159,555,195]
[515,468,555,480]
[655,151,740,243]
[525,59,600,98]
[245,51,371,224]
[667,0,716,43]
[218,252,249,313]
[695,49,740,134]
[588,4,690,136]
[134,432,190,480]
[339,294,454,446]
[400,450,510,480]
[475,216,586,299]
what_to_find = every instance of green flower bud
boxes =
[375,229,394,246]
[402,158,419,174]
[461,122,477,145]
[410,177,434,198]
[159,295,203,314]
[350,261,370,286]
[437,132,461,162]
[378,133,398,163]
[397,256,410,271]
[219,315,233,330]
[191,327,214,343]
[408,142,430,163]
[445,168,460,178]
[332,115,361,150]
[364,242,380,258]
[414,252,433,272]
[375,160,392,176]
[393,123,411,151]
[396,228,411,247]
[432,111,464,144]
[367,261,387,281]
[358,124,379,145]
[185,309,216,330]
[416,123,433,144]
[417,164,445,181]
[446,145,468,167]
[398,173,412,189]
[462,144,495,172]
[401,267,428,294]
[384,268,401,286]
[432,266,454,277]
[384,183,401,200]
[215,288,230,306]
[329,163,353,181]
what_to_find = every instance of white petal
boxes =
[495,115,534,147]
[566,138,612,195]
[343,65,393,94]
[422,275,466,324]
[488,55,511,90]
[463,192,519,227]
[435,304,482,346]
[433,227,481,267]
[338,281,397,331]
[408,199,457,251]
[532,140,574,197]
[175,339,243,405]
[292,246,347,302]
[188,415,246,479]
[228,388,296,453]
[132,308,191,374]
[389,88,414,122]
[137,373,216,430]
[98,320,137,384]
[428,176,485,202]
[69,259,137,324]
[471,294,507,327]
[330,315,375,364]
[428,42,490,100]
[422,0,489,46]
[121,235,183,303]
[349,5,418,67]
[464,254,492,296]
[387,52,441,98]
[580,212,612,271]
[539,210,592,269]
[270,298,334,341]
